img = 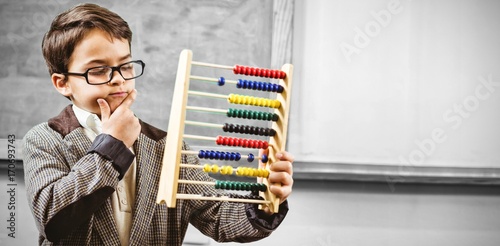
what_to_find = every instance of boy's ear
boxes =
[52,73,72,97]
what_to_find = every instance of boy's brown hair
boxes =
[42,3,132,75]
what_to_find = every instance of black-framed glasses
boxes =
[63,60,145,85]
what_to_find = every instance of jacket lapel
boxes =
[129,131,165,243]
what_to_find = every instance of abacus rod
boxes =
[185,120,221,129]
[178,179,215,186]
[188,90,228,99]
[183,134,216,141]
[181,150,266,161]
[191,61,233,70]
[190,75,237,85]
[186,106,226,114]
[183,134,272,150]
[179,163,202,169]
[178,163,270,178]
[176,194,271,204]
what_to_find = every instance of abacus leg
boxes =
[156,49,193,207]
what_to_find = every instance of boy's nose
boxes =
[108,70,125,85]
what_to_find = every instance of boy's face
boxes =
[52,28,135,116]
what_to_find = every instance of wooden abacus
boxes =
[156,49,293,213]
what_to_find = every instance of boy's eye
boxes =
[88,67,110,76]
[121,64,133,71]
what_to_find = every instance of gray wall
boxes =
[0,0,273,137]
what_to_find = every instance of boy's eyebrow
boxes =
[83,54,132,66]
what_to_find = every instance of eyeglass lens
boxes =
[87,61,143,84]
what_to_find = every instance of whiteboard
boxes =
[288,0,500,173]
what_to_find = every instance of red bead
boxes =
[256,68,262,77]
[262,141,268,149]
[280,71,286,79]
[270,70,276,78]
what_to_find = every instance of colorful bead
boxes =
[218,77,225,86]
[214,180,268,192]
[247,153,254,162]
[235,79,284,93]
[222,123,276,137]
[203,164,211,172]
[261,154,268,163]
[226,108,278,122]
[233,65,286,79]
[216,136,269,149]
[211,164,219,173]
[198,150,241,161]
[227,94,281,109]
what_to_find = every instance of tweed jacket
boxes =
[23,105,288,245]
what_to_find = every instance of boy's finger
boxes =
[97,99,111,121]
[119,89,137,109]
[276,151,294,163]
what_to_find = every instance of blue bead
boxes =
[247,81,253,90]
[198,150,205,158]
[235,153,241,161]
[220,152,226,160]
[215,151,221,159]
[218,77,225,86]
[237,79,243,88]
[209,151,216,159]
[277,85,284,93]
[257,82,263,90]
[261,154,268,163]
[247,153,255,162]
[230,153,236,161]
[263,83,269,91]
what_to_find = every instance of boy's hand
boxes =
[98,89,141,148]
[261,150,294,203]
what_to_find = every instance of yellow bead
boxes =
[264,169,270,178]
[259,99,265,107]
[252,97,258,106]
[257,168,264,177]
[211,164,219,174]
[203,164,211,173]
[227,166,233,175]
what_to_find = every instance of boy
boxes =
[23,3,294,245]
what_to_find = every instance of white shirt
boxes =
[72,105,136,246]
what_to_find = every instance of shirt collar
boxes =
[72,104,102,135]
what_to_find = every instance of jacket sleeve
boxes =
[23,124,134,242]
[180,143,288,243]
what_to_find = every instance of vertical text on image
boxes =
[6,134,17,239]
